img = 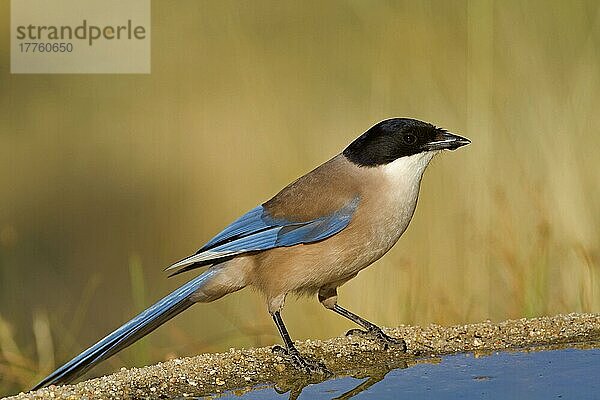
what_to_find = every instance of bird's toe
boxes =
[346,327,407,351]
[272,345,331,376]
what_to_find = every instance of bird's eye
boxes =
[402,134,417,145]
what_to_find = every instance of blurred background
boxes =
[1,0,599,395]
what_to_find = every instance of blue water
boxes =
[220,347,600,399]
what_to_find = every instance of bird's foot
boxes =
[272,345,331,375]
[346,327,407,351]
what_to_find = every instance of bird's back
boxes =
[263,154,361,221]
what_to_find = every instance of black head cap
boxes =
[343,118,470,167]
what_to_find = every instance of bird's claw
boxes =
[272,345,332,375]
[345,327,407,351]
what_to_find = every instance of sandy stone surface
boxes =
[7,313,600,399]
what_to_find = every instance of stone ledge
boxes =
[8,313,600,399]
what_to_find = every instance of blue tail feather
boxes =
[32,269,220,390]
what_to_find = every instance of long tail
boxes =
[32,268,220,390]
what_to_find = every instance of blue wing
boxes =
[165,196,360,276]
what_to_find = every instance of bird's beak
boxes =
[421,130,471,151]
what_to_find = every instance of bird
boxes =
[33,117,470,389]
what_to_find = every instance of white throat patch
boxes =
[382,151,437,183]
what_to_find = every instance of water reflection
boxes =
[272,362,407,400]
[215,344,600,400]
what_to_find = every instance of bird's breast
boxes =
[363,181,420,253]
[346,153,432,271]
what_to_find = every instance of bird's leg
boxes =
[333,304,406,350]
[319,287,406,351]
[271,311,330,375]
